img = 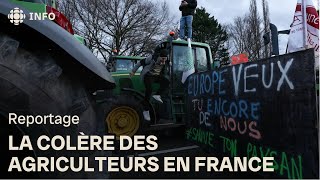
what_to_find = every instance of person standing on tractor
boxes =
[178,0,197,40]
[106,49,118,72]
[129,48,169,120]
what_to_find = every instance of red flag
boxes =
[287,0,319,62]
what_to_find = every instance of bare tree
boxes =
[226,16,249,56]
[56,0,79,28]
[71,0,108,59]
[262,0,271,58]
[227,0,265,61]
[247,0,263,61]
[58,0,172,60]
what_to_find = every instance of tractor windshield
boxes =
[115,59,134,71]
[115,59,142,72]
[172,44,210,92]
[172,45,209,73]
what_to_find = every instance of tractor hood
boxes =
[0,0,115,90]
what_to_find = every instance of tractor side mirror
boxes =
[264,23,290,57]
[270,23,279,56]
[263,32,270,45]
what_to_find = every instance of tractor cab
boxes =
[168,40,214,92]
[105,56,145,95]
[103,35,215,137]
[151,40,214,125]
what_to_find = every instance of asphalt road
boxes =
[109,130,262,179]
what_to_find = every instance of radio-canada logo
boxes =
[8,7,26,25]
[7,7,55,25]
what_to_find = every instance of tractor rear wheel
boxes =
[0,33,107,178]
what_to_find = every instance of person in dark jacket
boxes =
[106,49,118,72]
[178,0,197,40]
[130,48,169,121]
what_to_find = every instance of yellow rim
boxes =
[106,106,140,137]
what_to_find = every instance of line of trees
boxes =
[57,0,173,60]
[227,0,271,62]
[57,0,271,65]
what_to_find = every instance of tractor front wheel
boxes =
[101,95,145,138]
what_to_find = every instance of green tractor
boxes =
[106,55,145,94]
[1,0,114,178]
[100,36,219,137]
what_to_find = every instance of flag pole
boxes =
[302,0,308,49]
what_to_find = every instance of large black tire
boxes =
[0,33,108,178]
[100,95,145,138]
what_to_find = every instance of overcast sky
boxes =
[159,0,319,54]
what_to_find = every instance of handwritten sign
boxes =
[186,49,319,179]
